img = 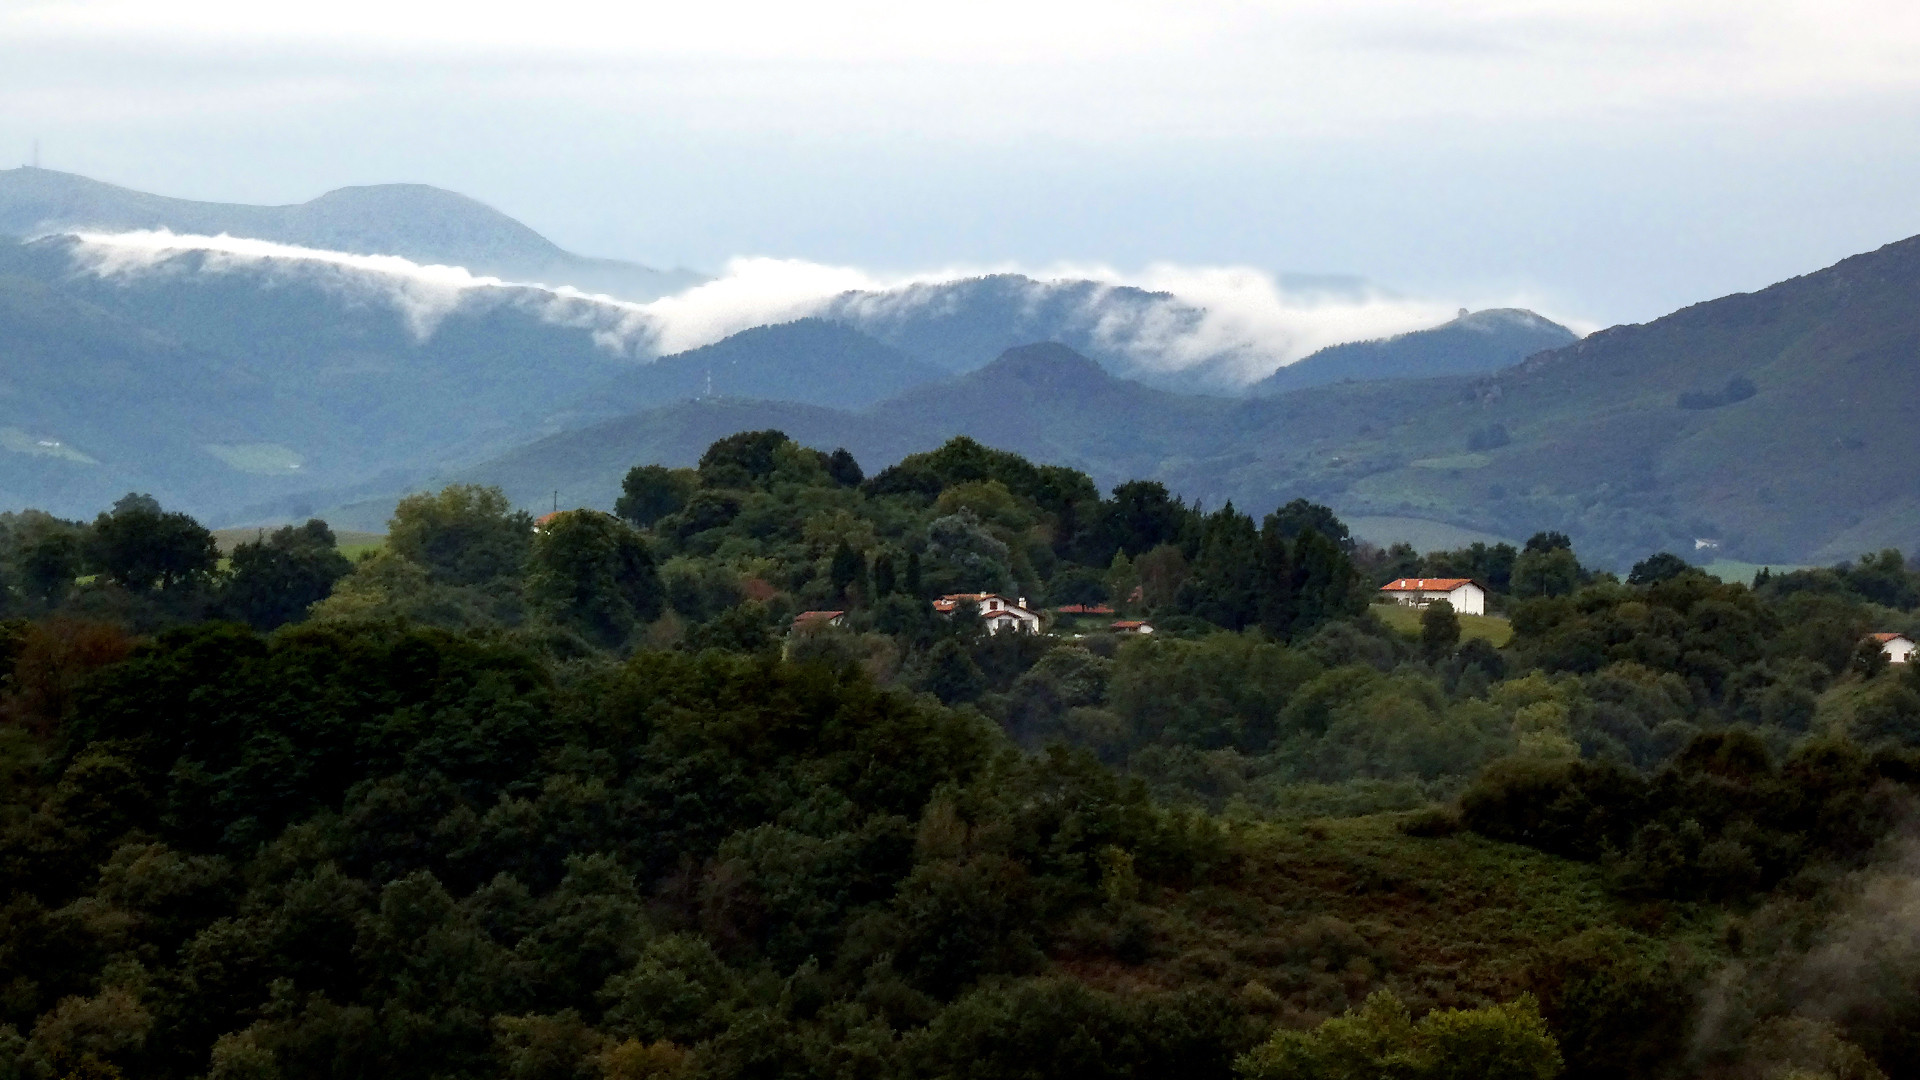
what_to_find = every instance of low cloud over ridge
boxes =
[64,229,1575,387]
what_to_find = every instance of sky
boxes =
[6,1,1920,329]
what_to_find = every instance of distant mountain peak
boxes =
[0,167,703,301]
[1251,307,1577,397]
[970,342,1113,387]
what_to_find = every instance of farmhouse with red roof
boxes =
[933,593,1042,635]
[1870,632,1914,664]
[1378,577,1487,616]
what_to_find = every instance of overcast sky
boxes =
[5,0,1920,327]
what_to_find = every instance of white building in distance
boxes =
[1378,577,1488,616]
[1871,632,1915,664]
[934,593,1042,635]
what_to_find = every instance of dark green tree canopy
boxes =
[614,464,698,528]
[88,492,218,593]
[388,484,534,587]
[697,429,791,489]
[223,519,353,630]
[527,510,664,645]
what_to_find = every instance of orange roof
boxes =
[933,592,996,612]
[1380,578,1476,592]
[535,511,564,527]
[1870,632,1911,643]
[1056,604,1116,614]
[1111,620,1150,630]
[793,610,844,624]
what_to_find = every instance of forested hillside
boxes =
[5,432,1920,1079]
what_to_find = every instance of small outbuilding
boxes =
[1378,577,1488,616]
[1110,620,1154,635]
[1871,632,1915,664]
[791,610,846,631]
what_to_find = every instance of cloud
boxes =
[62,230,1572,387]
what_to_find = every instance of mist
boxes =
[63,230,1569,387]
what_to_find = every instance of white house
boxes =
[1378,577,1488,616]
[934,593,1043,635]
[1871,632,1915,664]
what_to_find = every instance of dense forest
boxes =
[5,430,1920,1080]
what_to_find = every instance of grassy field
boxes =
[1700,558,1813,584]
[1346,515,1518,553]
[1372,601,1512,647]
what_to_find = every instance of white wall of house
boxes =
[1444,583,1486,616]
[984,610,1040,635]
[1883,637,1915,664]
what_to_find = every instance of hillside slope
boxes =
[1250,308,1577,396]
[0,235,646,522]
[445,343,1240,523]
[572,319,947,422]
[1182,234,1920,565]
[0,167,702,299]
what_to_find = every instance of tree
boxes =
[17,524,84,605]
[871,551,899,596]
[1046,566,1109,607]
[1524,531,1572,554]
[1422,599,1461,660]
[697,430,789,489]
[825,448,864,487]
[1627,552,1691,586]
[615,465,697,528]
[924,510,1012,595]
[1291,528,1363,635]
[1511,546,1581,599]
[527,511,664,645]
[1267,499,1354,553]
[388,485,533,587]
[223,520,354,630]
[829,540,865,602]
[1180,504,1261,630]
[919,638,987,703]
[1101,481,1188,559]
[1256,513,1297,637]
[88,493,217,593]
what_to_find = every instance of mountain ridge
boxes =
[0,167,704,300]
[1250,308,1577,395]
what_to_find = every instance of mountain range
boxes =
[0,167,704,300]
[12,168,1918,567]
[441,234,1920,567]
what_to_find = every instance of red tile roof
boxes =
[793,610,844,625]
[932,593,990,613]
[1056,604,1116,615]
[1110,620,1151,630]
[1870,632,1911,643]
[1380,578,1476,592]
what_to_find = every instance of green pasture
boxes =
[1372,600,1513,647]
